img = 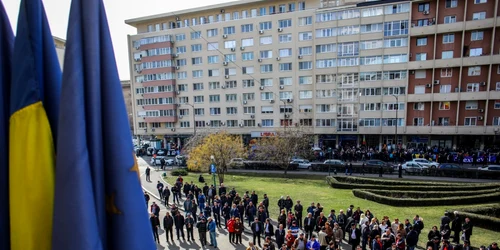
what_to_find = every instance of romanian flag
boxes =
[0,2,14,249]
[52,0,155,249]
[9,0,61,249]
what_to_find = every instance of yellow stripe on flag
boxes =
[9,101,54,250]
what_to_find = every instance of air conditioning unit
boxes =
[259,30,264,34]
[251,114,255,119]
[223,34,228,39]
[287,98,293,103]
[134,45,140,50]
[220,9,225,13]
[258,59,263,63]
[478,116,484,121]
[298,55,303,59]
[259,86,265,90]
[171,128,176,132]
[479,109,485,113]
[240,46,245,50]
[243,100,248,104]
[221,85,226,89]
[426,84,432,88]
[179,115,183,119]
[280,85,284,89]
[410,70,415,75]
[434,80,440,85]
[270,99,275,103]
[481,82,486,86]
[230,47,236,52]
[221,122,226,126]
[285,114,290,118]
[276,57,281,61]
[277,28,283,32]
[176,16,180,21]
[206,122,210,126]
[134,58,141,62]
[136,69,142,73]
[257,123,261,127]
[423,11,429,15]
[173,54,179,58]
[239,123,243,127]
[223,61,228,66]
[176,91,180,95]
[225,75,230,79]
[171,41,175,45]
[175,66,180,70]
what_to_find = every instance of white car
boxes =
[290,159,312,169]
[151,157,174,166]
[478,165,500,171]
[401,162,429,173]
[409,158,439,168]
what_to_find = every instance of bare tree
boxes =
[252,126,313,176]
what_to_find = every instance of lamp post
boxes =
[392,94,399,150]
[183,103,197,136]
[210,155,217,190]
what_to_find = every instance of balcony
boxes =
[465,18,494,31]
[408,60,434,70]
[489,91,500,99]
[143,79,176,87]
[436,22,464,34]
[142,104,176,110]
[434,58,462,68]
[429,126,458,134]
[410,23,437,36]
[433,92,458,101]
[358,127,382,134]
[460,91,488,101]
[405,126,431,134]
[143,116,178,123]
[142,91,176,99]
[457,126,486,134]
[407,93,432,102]
[462,55,492,67]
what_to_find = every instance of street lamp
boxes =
[210,155,217,190]
[391,94,399,150]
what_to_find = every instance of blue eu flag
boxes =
[0,2,13,249]
[52,0,156,249]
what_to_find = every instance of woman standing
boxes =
[234,217,245,244]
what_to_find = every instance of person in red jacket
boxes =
[227,216,236,243]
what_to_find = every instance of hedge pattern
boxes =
[366,189,497,199]
[446,205,500,231]
[352,189,500,206]
[333,176,476,187]
[326,176,500,192]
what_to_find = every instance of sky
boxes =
[4,0,234,80]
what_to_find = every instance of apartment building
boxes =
[125,0,500,150]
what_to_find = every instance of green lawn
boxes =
[166,172,500,248]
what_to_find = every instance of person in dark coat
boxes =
[406,226,419,250]
[275,224,286,248]
[163,212,174,242]
[174,212,185,240]
[196,217,208,247]
[428,226,440,241]
[348,224,361,250]
[162,187,170,206]
[441,212,451,231]
[304,213,315,240]
[251,218,264,247]
[398,164,403,178]
[426,237,441,250]
[150,213,160,244]
[452,211,462,244]
[294,200,303,229]
[462,217,473,245]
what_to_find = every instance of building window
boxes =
[441,68,452,77]
[209,82,220,89]
[415,70,427,79]
[207,55,219,64]
[191,31,201,40]
[418,3,430,12]
[260,64,273,73]
[241,24,253,33]
[223,26,236,35]
[444,16,456,23]
[466,83,480,92]
[260,36,272,45]
[191,44,202,52]
[279,48,292,57]
[445,0,458,8]
[279,34,292,43]
[242,66,254,75]
[226,94,237,102]
[474,0,487,4]
[241,38,254,47]
[416,53,427,61]
[465,101,478,110]
[278,19,292,28]
[243,106,255,114]
[299,46,312,55]
[496,82,500,91]
[464,117,477,126]
[442,51,453,59]
[470,48,483,57]
[242,52,254,61]
[493,117,500,126]
[443,34,454,44]
[224,40,236,49]
[413,118,424,126]
[193,83,204,90]
[279,77,292,86]
[207,29,218,37]
[440,85,451,93]
[209,95,220,103]
[260,50,273,59]
[298,16,312,26]
[261,119,274,127]
[472,12,486,20]
[468,66,481,76]
[414,85,425,94]
[299,61,313,70]
[192,70,203,78]
[438,117,450,126]
[259,21,272,30]
[439,102,451,110]
[210,108,221,115]
[495,101,500,109]
[414,102,425,110]
[299,90,312,99]
[261,106,273,114]
[384,21,409,37]
[224,54,236,62]
[416,37,427,46]
[299,32,312,41]
[207,42,218,51]
[471,31,484,41]
[299,76,312,85]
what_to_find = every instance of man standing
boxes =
[462,217,473,245]
[213,201,222,228]
[452,211,462,244]
[144,192,150,207]
[157,181,164,199]
[304,213,315,240]
[162,187,170,206]
[197,216,208,247]
[174,212,185,241]
[185,213,195,241]
[294,200,304,229]
[263,193,270,214]
[145,166,151,182]
[251,217,264,247]
[150,202,160,217]
[349,224,361,250]
[306,235,321,250]
[163,212,174,243]
[275,224,286,248]
[398,164,402,178]
[208,217,218,248]
[150,213,160,244]
[183,198,193,216]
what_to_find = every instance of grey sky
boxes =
[4,0,233,80]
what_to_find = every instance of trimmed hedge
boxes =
[367,189,497,199]
[332,176,473,186]
[243,161,298,171]
[326,176,500,191]
[171,169,188,176]
[352,189,500,206]
[311,164,394,174]
[446,205,500,231]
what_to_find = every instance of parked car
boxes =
[151,157,174,166]
[364,160,396,168]
[156,149,167,157]
[478,165,500,171]
[401,162,428,174]
[175,155,187,166]
[408,158,439,168]
[323,159,346,166]
[438,163,462,169]
[290,159,312,169]
[229,158,245,168]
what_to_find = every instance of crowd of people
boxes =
[144,175,498,250]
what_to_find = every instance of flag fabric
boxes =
[0,2,14,249]
[52,0,155,249]
[9,0,61,249]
